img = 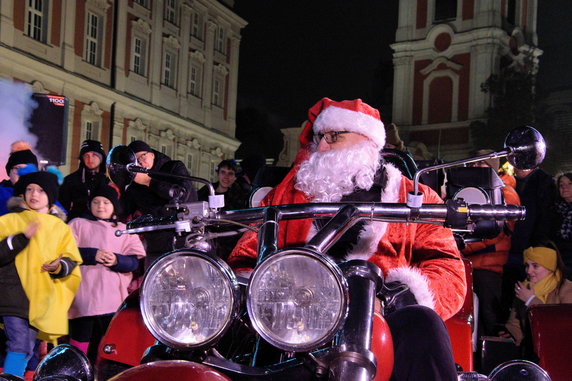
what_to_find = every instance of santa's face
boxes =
[295,140,381,202]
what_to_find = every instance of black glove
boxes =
[378,281,418,316]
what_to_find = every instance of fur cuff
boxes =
[386,266,436,310]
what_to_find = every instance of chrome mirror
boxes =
[504,125,546,170]
[106,145,137,190]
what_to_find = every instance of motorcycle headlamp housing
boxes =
[140,250,239,350]
[247,249,348,352]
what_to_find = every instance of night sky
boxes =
[232,0,572,161]
[234,0,399,129]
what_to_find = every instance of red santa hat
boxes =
[309,98,386,149]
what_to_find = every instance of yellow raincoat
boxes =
[0,210,82,343]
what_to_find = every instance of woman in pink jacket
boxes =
[68,184,146,360]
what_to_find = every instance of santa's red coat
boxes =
[228,162,466,321]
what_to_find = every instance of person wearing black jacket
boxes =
[502,167,556,316]
[121,140,197,268]
[59,140,111,220]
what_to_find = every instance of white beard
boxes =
[294,141,381,202]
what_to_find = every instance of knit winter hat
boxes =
[312,98,385,148]
[89,184,120,215]
[5,149,38,174]
[128,140,152,154]
[79,139,105,159]
[14,171,59,207]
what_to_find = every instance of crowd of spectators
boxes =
[0,138,250,378]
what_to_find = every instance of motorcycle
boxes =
[18,126,553,381]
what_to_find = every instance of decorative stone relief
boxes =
[30,80,48,94]
[132,19,152,35]
[87,0,111,12]
[160,128,176,140]
[163,35,181,50]
[187,138,201,149]
[128,118,147,131]
[190,50,206,63]
[214,63,229,76]
[210,147,223,157]
[84,101,104,116]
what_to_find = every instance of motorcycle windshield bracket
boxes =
[305,204,360,254]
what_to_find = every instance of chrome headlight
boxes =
[247,249,348,352]
[140,250,239,349]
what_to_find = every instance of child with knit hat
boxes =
[67,184,145,361]
[0,171,82,377]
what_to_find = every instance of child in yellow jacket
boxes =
[0,171,82,377]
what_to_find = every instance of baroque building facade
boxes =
[391,0,541,160]
[0,0,246,180]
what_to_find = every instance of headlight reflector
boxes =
[247,249,348,351]
[140,250,237,349]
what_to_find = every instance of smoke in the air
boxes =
[0,79,39,180]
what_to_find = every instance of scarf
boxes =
[523,246,562,303]
[555,201,572,240]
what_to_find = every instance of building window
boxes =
[212,78,222,107]
[85,11,102,66]
[164,0,178,25]
[189,64,202,97]
[132,36,147,76]
[161,145,167,154]
[434,0,457,22]
[215,26,225,53]
[133,0,149,8]
[163,51,177,88]
[84,120,99,141]
[191,12,203,40]
[26,0,49,42]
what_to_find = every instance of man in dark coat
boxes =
[122,140,197,268]
[59,140,110,220]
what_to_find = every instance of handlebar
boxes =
[114,201,525,237]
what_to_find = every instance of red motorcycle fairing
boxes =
[371,307,394,381]
[96,289,155,367]
[108,360,232,381]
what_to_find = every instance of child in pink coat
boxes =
[67,185,145,360]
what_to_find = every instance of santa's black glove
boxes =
[378,281,418,316]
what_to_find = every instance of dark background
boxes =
[233,0,398,160]
[232,0,572,163]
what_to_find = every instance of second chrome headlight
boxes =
[247,249,348,352]
[140,250,238,349]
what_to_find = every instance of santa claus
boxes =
[228,98,465,380]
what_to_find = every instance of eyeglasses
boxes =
[136,152,151,165]
[313,131,351,145]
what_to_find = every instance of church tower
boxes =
[391,0,541,159]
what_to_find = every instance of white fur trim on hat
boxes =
[386,266,436,311]
[314,106,385,148]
